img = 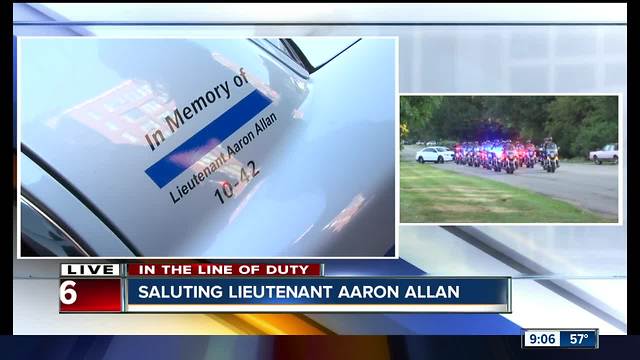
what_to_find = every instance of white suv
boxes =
[416,146,455,164]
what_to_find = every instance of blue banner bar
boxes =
[145,89,272,188]
[127,277,510,307]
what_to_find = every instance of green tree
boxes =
[572,96,618,157]
[399,96,443,142]
[546,96,617,158]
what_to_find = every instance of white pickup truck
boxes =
[589,143,619,164]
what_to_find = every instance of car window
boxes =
[21,198,88,257]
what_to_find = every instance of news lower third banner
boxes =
[59,264,511,313]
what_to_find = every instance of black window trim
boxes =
[283,38,362,74]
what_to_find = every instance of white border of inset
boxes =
[398,92,623,227]
[16,35,400,259]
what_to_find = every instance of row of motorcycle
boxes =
[454,143,560,174]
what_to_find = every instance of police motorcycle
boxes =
[459,143,469,165]
[466,143,476,167]
[481,141,492,169]
[515,142,526,168]
[491,141,504,172]
[504,143,518,174]
[472,143,482,167]
[486,147,496,171]
[537,144,546,167]
[523,140,537,168]
[542,142,560,173]
[454,143,464,164]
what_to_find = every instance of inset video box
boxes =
[59,264,511,313]
[19,37,398,258]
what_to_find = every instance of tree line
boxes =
[400,96,618,158]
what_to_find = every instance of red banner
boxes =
[127,263,323,277]
[59,279,122,312]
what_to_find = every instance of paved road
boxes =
[401,145,619,219]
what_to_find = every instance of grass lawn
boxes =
[400,161,609,223]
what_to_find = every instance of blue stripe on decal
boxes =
[145,89,272,188]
